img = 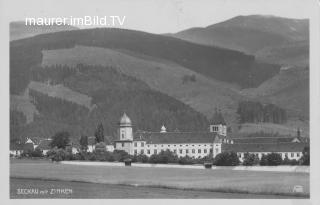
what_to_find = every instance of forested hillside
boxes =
[237,101,287,124]
[10,27,280,96]
[11,64,210,140]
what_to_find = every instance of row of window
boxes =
[237,152,301,158]
[133,142,213,148]
[134,148,213,155]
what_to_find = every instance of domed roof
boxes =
[160,125,167,133]
[120,112,132,126]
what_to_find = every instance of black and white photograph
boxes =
[1,0,320,202]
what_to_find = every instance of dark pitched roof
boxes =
[10,143,23,150]
[23,143,34,151]
[222,142,309,153]
[231,137,298,144]
[134,131,222,144]
[37,139,52,150]
[88,136,96,145]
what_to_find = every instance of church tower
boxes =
[119,112,133,141]
[209,108,227,136]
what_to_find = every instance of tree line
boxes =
[237,101,287,124]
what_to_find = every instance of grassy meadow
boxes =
[10,159,309,198]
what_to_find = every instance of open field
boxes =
[10,177,302,199]
[10,159,309,198]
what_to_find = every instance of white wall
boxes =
[133,142,214,158]
[237,151,303,162]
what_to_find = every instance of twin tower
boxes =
[118,112,227,141]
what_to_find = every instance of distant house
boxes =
[10,143,23,157]
[87,136,114,153]
[36,139,52,155]
[10,137,38,157]
[222,142,307,161]
[66,141,80,154]
[87,136,96,152]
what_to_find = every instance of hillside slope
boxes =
[10,27,308,139]
[41,45,245,123]
[11,64,210,140]
[172,15,309,66]
[10,21,79,41]
[10,27,279,96]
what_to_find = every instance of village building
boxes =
[36,139,52,155]
[87,136,114,153]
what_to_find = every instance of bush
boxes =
[178,156,195,165]
[88,153,97,161]
[149,150,179,164]
[299,146,310,165]
[213,152,240,166]
[113,150,130,162]
[30,148,44,158]
[182,74,196,84]
[260,154,268,166]
[242,153,260,166]
[132,154,149,163]
[50,148,68,162]
[282,156,298,165]
[266,153,282,166]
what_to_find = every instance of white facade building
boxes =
[114,113,230,158]
[113,113,308,161]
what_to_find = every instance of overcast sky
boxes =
[3,0,313,33]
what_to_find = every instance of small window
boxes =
[121,133,125,139]
[186,145,188,147]
[141,150,144,154]
[147,150,150,154]
[179,149,183,154]
[134,142,137,147]
[210,149,213,153]
[168,145,170,147]
[192,149,195,153]
[154,144,157,147]
[141,142,144,147]
[161,145,163,147]
[122,143,124,147]
[198,149,201,153]
[204,149,207,153]
[297,153,300,157]
[186,149,189,154]
[134,150,137,155]
[174,145,176,147]
[154,150,157,154]
[291,153,294,157]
